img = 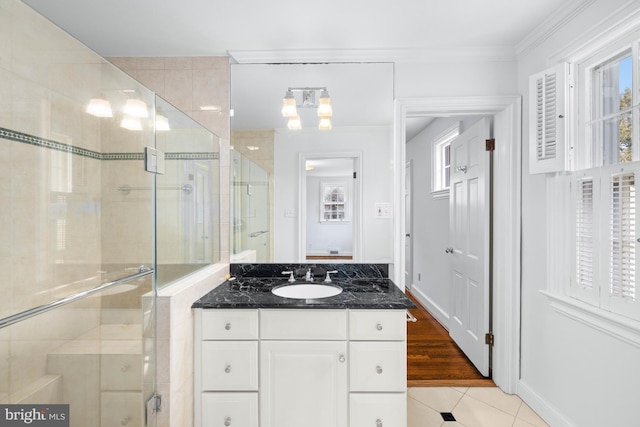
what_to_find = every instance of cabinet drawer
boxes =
[100,354,142,391]
[349,342,406,392]
[202,392,258,427]
[260,309,347,340]
[202,341,258,391]
[349,310,406,341]
[349,393,406,427]
[202,309,259,340]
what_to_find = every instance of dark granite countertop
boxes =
[192,276,416,310]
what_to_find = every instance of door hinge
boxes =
[145,393,162,426]
[485,138,495,152]
[145,146,165,174]
[485,333,494,346]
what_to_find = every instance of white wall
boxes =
[517,1,640,426]
[274,127,392,262]
[306,175,353,256]
[406,116,484,327]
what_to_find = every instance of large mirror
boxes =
[230,63,394,263]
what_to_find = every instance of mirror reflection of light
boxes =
[120,116,143,131]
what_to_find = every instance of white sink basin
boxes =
[271,283,343,299]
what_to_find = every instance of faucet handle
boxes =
[281,271,295,283]
[323,270,338,283]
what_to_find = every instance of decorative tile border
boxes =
[0,127,102,159]
[0,126,219,161]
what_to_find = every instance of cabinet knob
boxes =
[224,322,232,330]
[376,365,383,374]
[376,419,383,427]
[121,416,130,425]
[224,417,231,426]
[121,364,130,372]
[376,323,383,331]
[225,365,232,373]
[338,354,346,363]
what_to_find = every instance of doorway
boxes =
[395,96,522,393]
[299,153,361,262]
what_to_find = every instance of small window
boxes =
[320,182,349,222]
[432,124,459,198]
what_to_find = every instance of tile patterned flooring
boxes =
[408,387,549,427]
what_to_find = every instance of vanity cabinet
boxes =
[195,308,407,427]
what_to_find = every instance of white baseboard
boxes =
[517,380,575,427]
[409,286,450,329]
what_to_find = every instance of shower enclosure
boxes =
[0,2,220,426]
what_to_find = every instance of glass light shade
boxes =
[319,116,332,130]
[287,115,301,130]
[156,115,170,131]
[123,98,149,118]
[120,116,142,131]
[282,91,298,117]
[317,90,332,117]
[85,98,112,117]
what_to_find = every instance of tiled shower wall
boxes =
[109,56,231,264]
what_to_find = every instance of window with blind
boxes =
[571,165,640,321]
[561,37,640,323]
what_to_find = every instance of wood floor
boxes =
[406,291,495,387]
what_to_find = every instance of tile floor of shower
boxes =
[408,386,549,427]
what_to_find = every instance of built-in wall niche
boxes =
[230,62,395,263]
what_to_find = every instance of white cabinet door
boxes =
[260,341,348,427]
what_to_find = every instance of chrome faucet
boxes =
[305,268,313,281]
[323,270,338,283]
[281,270,295,283]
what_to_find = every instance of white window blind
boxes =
[609,172,636,301]
[528,63,570,174]
[576,177,594,290]
[571,165,640,320]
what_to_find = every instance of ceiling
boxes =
[22,0,572,57]
[21,0,576,138]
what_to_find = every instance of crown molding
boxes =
[515,0,597,57]
[228,46,516,64]
[546,0,640,64]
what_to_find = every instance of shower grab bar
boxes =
[118,184,193,195]
[248,230,269,238]
[0,269,154,330]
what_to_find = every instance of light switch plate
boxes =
[375,202,392,218]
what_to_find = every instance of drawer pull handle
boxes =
[376,365,383,374]
[338,354,346,363]
[225,365,232,374]
[121,364,130,372]
[224,417,231,426]
[121,416,130,425]
[376,323,383,331]
[376,419,383,427]
[225,322,232,330]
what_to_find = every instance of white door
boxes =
[260,341,348,427]
[405,161,413,290]
[448,117,491,377]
